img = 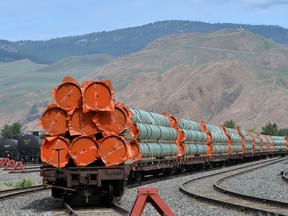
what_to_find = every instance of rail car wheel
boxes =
[104,183,114,207]
[113,181,124,197]
[178,166,186,174]
[52,187,64,198]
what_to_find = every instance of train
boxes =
[39,76,288,205]
[0,133,42,163]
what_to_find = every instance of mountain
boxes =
[83,29,288,131]
[1,29,288,132]
[0,54,113,131]
[1,20,288,64]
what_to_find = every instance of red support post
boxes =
[129,188,175,216]
[3,159,15,170]
[0,158,9,167]
[9,161,26,173]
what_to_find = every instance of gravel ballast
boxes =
[219,159,288,202]
[0,157,287,215]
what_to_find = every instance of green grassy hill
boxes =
[1,20,288,64]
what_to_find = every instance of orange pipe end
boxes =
[256,133,263,152]
[285,136,288,150]
[162,112,178,128]
[248,132,255,152]
[82,80,115,111]
[162,112,185,157]
[98,134,131,167]
[69,108,99,136]
[220,126,231,155]
[39,104,68,136]
[130,140,142,161]
[92,103,128,135]
[236,128,245,153]
[200,121,213,156]
[41,136,70,168]
[69,136,100,167]
[52,78,82,111]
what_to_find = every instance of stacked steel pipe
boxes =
[39,76,133,167]
[236,129,254,153]
[39,76,216,168]
[39,76,288,168]
[123,108,185,161]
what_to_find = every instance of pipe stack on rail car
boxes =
[39,76,288,169]
[39,76,135,167]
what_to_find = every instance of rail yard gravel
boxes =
[0,157,286,215]
[0,170,42,190]
[219,158,288,202]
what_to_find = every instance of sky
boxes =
[0,0,288,41]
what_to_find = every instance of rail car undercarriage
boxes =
[40,152,286,205]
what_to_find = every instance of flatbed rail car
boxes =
[40,150,285,203]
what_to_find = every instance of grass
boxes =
[4,179,34,189]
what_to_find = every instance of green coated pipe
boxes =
[182,129,208,143]
[244,144,253,150]
[231,145,242,153]
[137,123,178,141]
[206,124,228,143]
[129,108,170,127]
[212,144,228,154]
[139,142,178,158]
[178,118,202,131]
[184,144,208,155]
[271,136,287,146]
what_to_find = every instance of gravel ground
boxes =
[0,157,287,216]
[220,159,288,202]
[0,168,42,190]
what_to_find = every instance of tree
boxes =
[261,122,278,135]
[278,128,288,136]
[223,120,240,129]
[1,122,23,139]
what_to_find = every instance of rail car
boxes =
[39,77,288,205]
[0,139,18,160]
[40,108,288,204]
[17,134,42,163]
[0,134,42,163]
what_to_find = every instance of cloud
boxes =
[244,0,288,8]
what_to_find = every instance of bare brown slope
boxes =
[24,30,288,131]
[82,30,288,131]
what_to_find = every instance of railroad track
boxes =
[63,201,129,216]
[4,164,41,173]
[180,157,288,216]
[282,169,288,183]
[0,185,47,200]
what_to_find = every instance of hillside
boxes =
[83,29,288,131]
[1,29,288,132]
[0,54,113,131]
[1,20,288,64]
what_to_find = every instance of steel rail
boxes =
[282,169,288,183]
[0,185,48,200]
[64,201,129,216]
[180,157,287,216]
[214,159,288,209]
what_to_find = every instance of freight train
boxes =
[39,76,288,205]
[0,134,42,163]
